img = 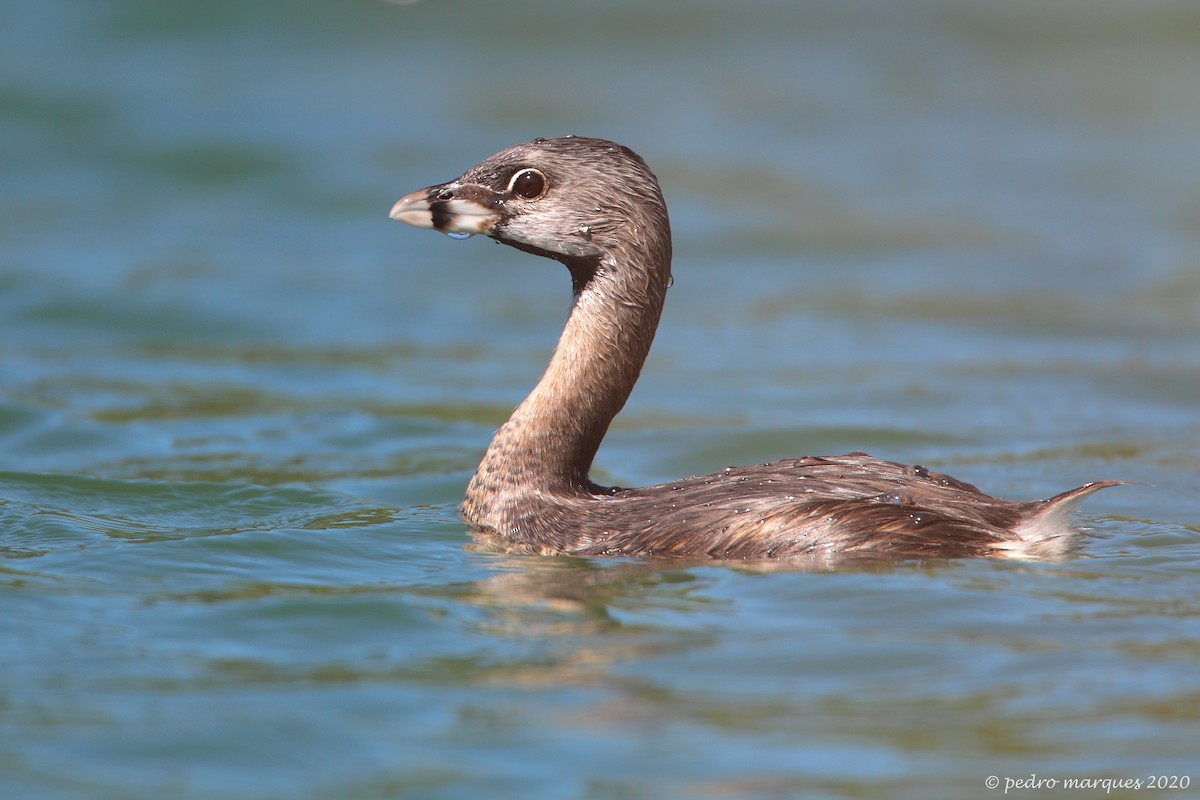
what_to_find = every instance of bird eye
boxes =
[508,169,547,199]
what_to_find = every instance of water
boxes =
[2,1,1198,798]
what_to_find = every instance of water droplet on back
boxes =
[445,232,473,240]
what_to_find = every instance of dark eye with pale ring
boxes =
[508,169,547,199]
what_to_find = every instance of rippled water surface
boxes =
[2,1,1199,798]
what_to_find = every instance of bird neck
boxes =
[464,236,671,519]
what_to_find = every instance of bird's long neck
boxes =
[463,231,671,531]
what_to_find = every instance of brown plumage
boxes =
[390,135,1121,562]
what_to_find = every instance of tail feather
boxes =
[1038,480,1130,523]
[1003,480,1129,559]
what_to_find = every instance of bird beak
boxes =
[389,181,503,237]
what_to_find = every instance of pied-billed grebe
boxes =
[391,135,1120,560]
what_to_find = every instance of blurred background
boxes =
[2,1,1198,798]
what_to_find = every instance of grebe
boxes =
[390,136,1120,560]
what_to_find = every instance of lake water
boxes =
[2,1,1198,798]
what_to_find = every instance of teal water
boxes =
[2,1,1199,798]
